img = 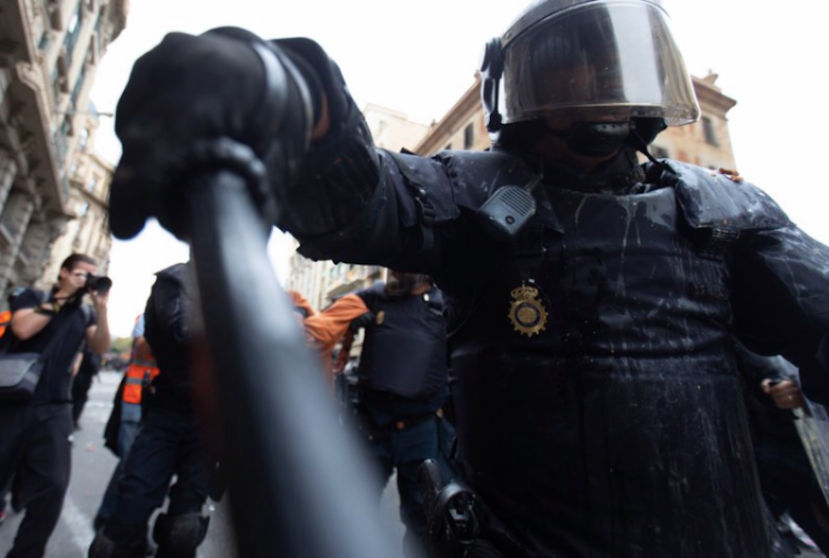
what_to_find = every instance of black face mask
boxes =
[550,121,632,157]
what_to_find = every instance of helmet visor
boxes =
[501,1,700,126]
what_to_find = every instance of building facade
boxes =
[39,109,113,287]
[0,0,126,302]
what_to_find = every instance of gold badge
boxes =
[508,284,548,337]
[375,310,385,325]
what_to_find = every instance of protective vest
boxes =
[358,285,448,400]
[122,339,160,405]
[430,152,789,558]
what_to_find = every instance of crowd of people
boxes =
[3,0,829,557]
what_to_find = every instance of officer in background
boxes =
[735,343,829,555]
[348,272,452,554]
[94,313,159,531]
[89,263,211,558]
[106,0,829,555]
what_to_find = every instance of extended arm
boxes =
[11,291,60,340]
[733,225,829,402]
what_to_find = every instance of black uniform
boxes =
[91,264,210,558]
[736,344,829,555]
[352,282,451,548]
[0,289,94,558]
[277,123,829,556]
[72,348,101,426]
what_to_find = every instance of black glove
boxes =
[110,27,318,240]
[349,311,376,333]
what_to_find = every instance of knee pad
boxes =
[88,532,146,558]
[152,512,210,557]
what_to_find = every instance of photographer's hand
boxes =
[87,289,111,355]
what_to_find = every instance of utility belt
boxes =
[354,408,439,441]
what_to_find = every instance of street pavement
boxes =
[1,370,824,557]
[0,370,403,557]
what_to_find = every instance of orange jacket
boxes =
[122,336,160,405]
[0,309,10,339]
[289,291,369,383]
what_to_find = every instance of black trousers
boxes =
[756,436,829,554]
[101,406,210,549]
[0,403,72,558]
[71,370,95,424]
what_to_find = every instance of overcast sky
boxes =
[90,0,829,336]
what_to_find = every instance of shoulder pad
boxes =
[434,150,536,211]
[382,151,458,225]
[666,160,791,231]
[156,263,195,293]
[426,287,444,307]
[353,281,386,300]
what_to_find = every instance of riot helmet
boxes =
[481,0,700,151]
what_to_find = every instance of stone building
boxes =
[39,107,113,287]
[0,0,126,302]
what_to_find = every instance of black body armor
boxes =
[358,284,448,401]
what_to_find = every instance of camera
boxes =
[86,274,113,294]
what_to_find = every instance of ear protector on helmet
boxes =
[480,38,504,133]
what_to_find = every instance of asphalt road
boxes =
[1,370,823,557]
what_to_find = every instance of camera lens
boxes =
[87,275,113,294]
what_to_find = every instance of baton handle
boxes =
[186,168,402,558]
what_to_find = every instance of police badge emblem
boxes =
[375,310,385,325]
[508,284,548,337]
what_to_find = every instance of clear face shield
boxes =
[500,1,700,127]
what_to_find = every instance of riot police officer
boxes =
[106,1,829,556]
[89,263,211,558]
[348,272,452,553]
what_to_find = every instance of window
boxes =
[464,123,474,149]
[64,2,84,69]
[78,128,89,152]
[77,201,89,217]
[70,65,86,110]
[445,143,452,150]
[702,117,718,146]
[86,174,97,192]
[39,31,51,51]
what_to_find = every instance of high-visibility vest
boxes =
[122,340,160,405]
[0,309,10,338]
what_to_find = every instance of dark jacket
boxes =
[144,263,195,411]
[274,45,829,558]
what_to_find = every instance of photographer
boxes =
[0,253,110,558]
